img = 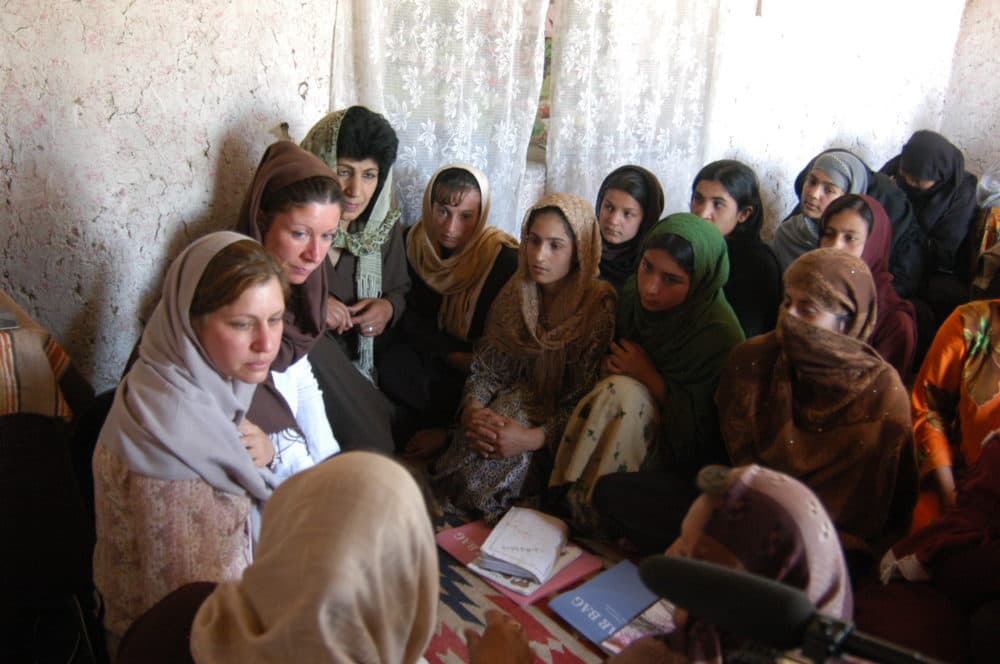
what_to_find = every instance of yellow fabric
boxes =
[405,163,517,341]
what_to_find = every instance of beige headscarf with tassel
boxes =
[406,163,518,341]
[485,192,616,417]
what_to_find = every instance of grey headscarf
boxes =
[770,150,870,271]
[99,231,277,502]
[811,151,869,198]
[977,161,1000,208]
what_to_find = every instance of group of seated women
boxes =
[90,106,998,662]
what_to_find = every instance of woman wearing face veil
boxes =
[881,130,979,325]
[716,249,918,574]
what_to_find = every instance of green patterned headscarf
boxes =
[617,213,745,466]
[301,107,401,379]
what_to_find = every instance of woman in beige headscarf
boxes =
[379,164,519,453]
[432,192,616,522]
[191,451,437,663]
[117,451,438,664]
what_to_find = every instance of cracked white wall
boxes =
[2,1,334,391]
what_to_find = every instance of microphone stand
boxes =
[803,615,946,664]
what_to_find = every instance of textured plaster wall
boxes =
[941,0,1000,175]
[2,1,333,392]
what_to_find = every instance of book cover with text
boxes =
[548,560,658,645]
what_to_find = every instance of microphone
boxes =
[638,555,946,664]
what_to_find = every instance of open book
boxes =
[474,507,570,584]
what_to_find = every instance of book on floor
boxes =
[435,515,602,607]
[548,559,660,647]
[475,507,569,583]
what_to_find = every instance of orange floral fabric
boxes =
[912,299,1000,477]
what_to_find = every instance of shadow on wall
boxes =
[115,119,272,383]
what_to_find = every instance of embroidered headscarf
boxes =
[191,452,438,664]
[235,141,336,435]
[300,106,401,378]
[484,192,616,416]
[617,213,745,465]
[595,165,665,289]
[624,465,852,664]
[99,232,276,502]
[405,163,517,341]
[718,249,916,551]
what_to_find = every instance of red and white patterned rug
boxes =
[427,547,604,663]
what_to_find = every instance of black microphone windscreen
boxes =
[638,555,815,650]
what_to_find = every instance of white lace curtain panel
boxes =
[329,0,548,235]
[545,0,722,214]
[327,0,965,234]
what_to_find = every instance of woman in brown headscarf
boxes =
[432,192,616,522]
[716,248,918,574]
[233,141,344,481]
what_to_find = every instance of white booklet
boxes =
[474,507,569,584]
[469,543,583,596]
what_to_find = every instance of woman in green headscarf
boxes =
[299,106,409,453]
[550,213,745,533]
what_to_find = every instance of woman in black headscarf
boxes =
[594,165,665,292]
[881,130,979,324]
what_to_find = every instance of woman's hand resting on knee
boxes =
[462,404,544,459]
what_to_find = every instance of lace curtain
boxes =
[329,0,548,235]
[546,0,723,213]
